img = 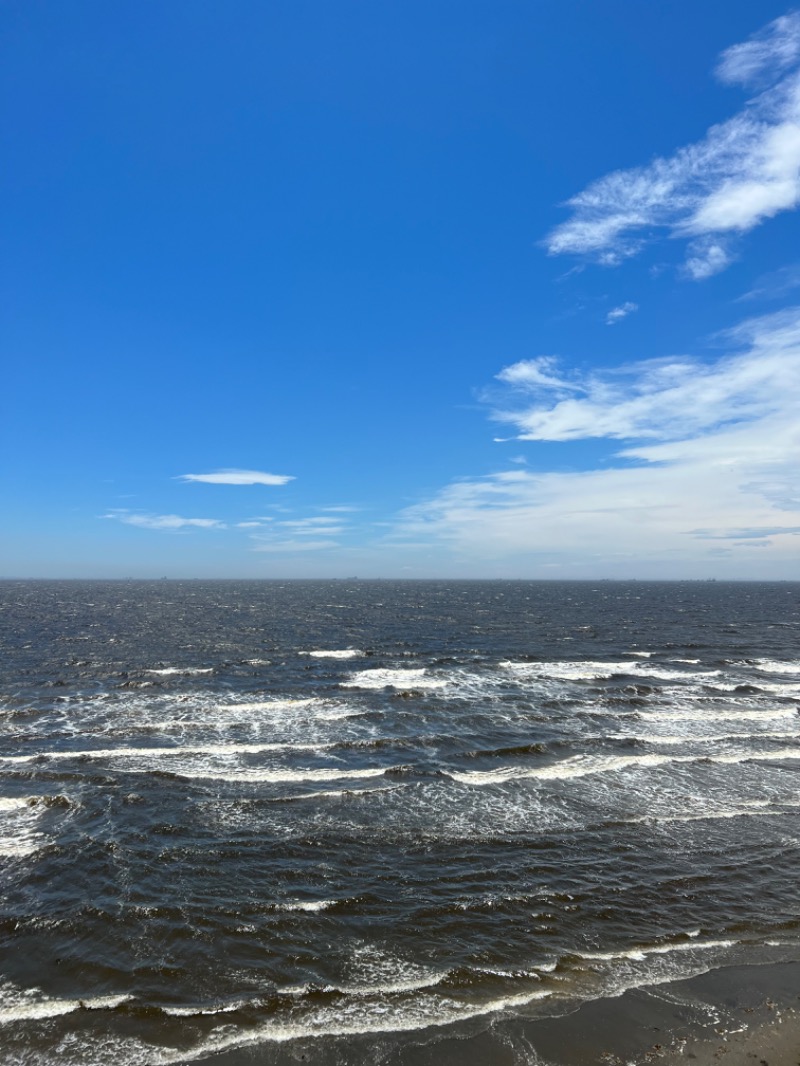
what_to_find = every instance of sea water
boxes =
[0,580,798,1063]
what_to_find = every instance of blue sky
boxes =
[3,1,800,578]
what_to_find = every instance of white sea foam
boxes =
[448,752,682,786]
[753,659,800,675]
[579,937,735,964]
[618,729,799,746]
[147,667,213,676]
[448,746,800,787]
[335,972,446,996]
[642,801,785,825]
[154,985,554,1062]
[752,680,800,694]
[500,660,639,680]
[646,707,797,723]
[278,899,337,912]
[0,741,337,764]
[341,668,448,690]
[712,746,800,765]
[303,650,364,659]
[334,944,447,997]
[634,667,721,681]
[286,784,402,802]
[0,982,130,1024]
[0,798,29,812]
[170,767,389,784]
[163,1000,246,1017]
[217,698,316,712]
[501,659,725,684]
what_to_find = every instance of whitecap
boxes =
[0,983,130,1024]
[646,707,797,723]
[500,660,638,681]
[633,666,721,681]
[579,937,735,964]
[163,1000,249,1017]
[616,729,799,746]
[154,985,552,1063]
[302,650,364,659]
[753,659,800,675]
[341,668,447,690]
[447,746,800,787]
[0,741,337,764]
[215,698,316,712]
[278,899,337,912]
[147,668,213,676]
[168,767,389,784]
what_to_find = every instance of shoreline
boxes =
[195,960,800,1066]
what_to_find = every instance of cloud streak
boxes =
[178,469,294,486]
[716,11,800,86]
[390,308,800,576]
[251,539,338,553]
[104,511,226,531]
[606,301,638,325]
[491,308,800,442]
[546,12,800,277]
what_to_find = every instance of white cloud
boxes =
[546,13,800,277]
[606,301,638,325]
[178,469,294,486]
[249,514,349,551]
[683,240,732,279]
[251,539,339,553]
[496,355,581,391]
[104,511,225,531]
[491,307,800,442]
[278,517,347,535]
[389,308,800,576]
[716,11,800,86]
[281,516,344,527]
[739,261,800,300]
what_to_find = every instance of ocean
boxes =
[0,579,798,1064]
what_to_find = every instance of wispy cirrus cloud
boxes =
[491,307,800,442]
[278,517,348,536]
[388,308,800,576]
[251,539,339,553]
[546,12,800,278]
[103,511,226,531]
[716,11,800,86]
[178,469,294,486]
[606,301,638,325]
[739,261,800,300]
[248,514,350,553]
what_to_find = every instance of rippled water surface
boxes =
[1,580,799,1063]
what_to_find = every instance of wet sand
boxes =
[511,961,800,1066]
[197,961,800,1065]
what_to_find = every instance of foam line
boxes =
[448,747,800,786]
